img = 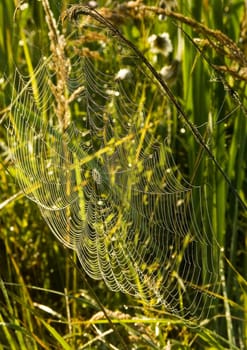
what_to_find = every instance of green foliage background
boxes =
[0,0,246,349]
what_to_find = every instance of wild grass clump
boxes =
[0,0,246,349]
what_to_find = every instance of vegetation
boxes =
[0,0,246,349]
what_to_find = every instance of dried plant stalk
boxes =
[41,0,70,130]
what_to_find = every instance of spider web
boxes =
[8,7,221,321]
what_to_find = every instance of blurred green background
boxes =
[0,1,246,349]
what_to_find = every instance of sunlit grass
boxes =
[0,0,246,349]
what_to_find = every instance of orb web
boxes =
[8,6,221,321]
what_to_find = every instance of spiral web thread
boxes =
[8,10,221,321]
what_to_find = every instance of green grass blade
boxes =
[40,319,73,350]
